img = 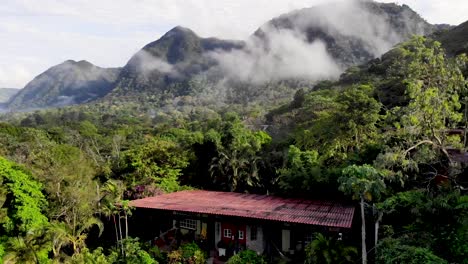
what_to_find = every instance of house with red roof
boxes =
[129,190,355,261]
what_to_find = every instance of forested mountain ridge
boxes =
[434,20,468,56]
[104,1,439,109]
[5,60,121,111]
[266,28,468,137]
[5,1,447,112]
[108,26,244,97]
[255,1,437,67]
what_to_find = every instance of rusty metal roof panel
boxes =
[130,190,355,228]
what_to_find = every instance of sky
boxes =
[0,0,467,88]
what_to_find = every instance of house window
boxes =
[250,226,257,241]
[304,232,314,245]
[238,230,244,239]
[180,219,197,230]
[223,229,232,238]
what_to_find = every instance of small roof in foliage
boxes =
[130,190,355,228]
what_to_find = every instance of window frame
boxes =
[180,219,197,230]
[238,230,244,240]
[223,228,232,238]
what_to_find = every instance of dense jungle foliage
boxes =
[0,36,467,263]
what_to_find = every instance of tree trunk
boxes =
[361,196,367,264]
[374,206,383,256]
[464,99,468,148]
[113,215,119,246]
[118,214,124,255]
[125,212,129,239]
[231,167,238,192]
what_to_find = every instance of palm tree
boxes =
[3,229,50,264]
[100,198,120,247]
[120,200,133,239]
[210,150,262,192]
[339,165,386,264]
[3,237,39,264]
[100,180,127,254]
[48,217,103,258]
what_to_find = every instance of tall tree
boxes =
[118,137,189,193]
[0,156,48,235]
[0,156,50,263]
[377,36,466,183]
[339,165,386,264]
[294,85,382,163]
[208,113,271,191]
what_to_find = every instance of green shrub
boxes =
[226,250,266,264]
[110,238,157,264]
[168,242,205,264]
[70,247,114,264]
[376,238,448,264]
[305,233,357,264]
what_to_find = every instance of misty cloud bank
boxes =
[206,0,427,84]
[131,50,180,79]
[209,29,341,84]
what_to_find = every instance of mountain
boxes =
[434,20,468,56]
[5,1,448,112]
[108,26,244,98]
[105,1,439,108]
[255,1,437,68]
[0,88,19,104]
[6,60,120,110]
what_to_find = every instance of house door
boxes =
[221,222,246,246]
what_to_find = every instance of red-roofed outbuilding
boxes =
[129,190,355,260]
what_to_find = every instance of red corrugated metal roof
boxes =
[130,190,355,228]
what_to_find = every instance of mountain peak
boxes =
[138,26,202,65]
[6,59,120,110]
[61,59,95,69]
[162,26,198,39]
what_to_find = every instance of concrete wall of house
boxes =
[196,220,201,235]
[246,225,264,254]
[282,229,291,252]
[215,221,221,248]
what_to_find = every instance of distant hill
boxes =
[6,60,120,110]
[108,26,244,98]
[434,20,468,56]
[0,88,19,104]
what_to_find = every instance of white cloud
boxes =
[1,0,466,88]
[210,29,342,84]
